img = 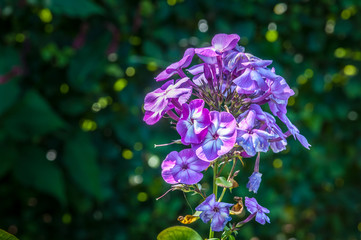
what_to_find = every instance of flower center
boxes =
[213,207,220,213]
[181,164,189,170]
[213,133,219,140]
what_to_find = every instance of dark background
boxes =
[0,0,360,239]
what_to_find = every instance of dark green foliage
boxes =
[0,0,360,240]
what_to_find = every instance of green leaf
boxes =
[13,147,66,205]
[0,79,20,116]
[67,34,109,92]
[3,89,66,139]
[0,144,17,179]
[157,226,202,240]
[63,132,103,202]
[0,229,19,240]
[216,177,233,188]
[46,0,104,18]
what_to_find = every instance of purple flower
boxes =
[267,75,295,117]
[143,78,192,125]
[245,197,270,225]
[192,111,237,162]
[195,194,233,232]
[211,33,240,54]
[155,48,195,81]
[278,114,311,149]
[161,149,209,185]
[247,172,262,194]
[176,99,211,144]
[195,33,240,64]
[236,109,274,156]
[234,59,278,93]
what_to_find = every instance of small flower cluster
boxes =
[144,33,310,234]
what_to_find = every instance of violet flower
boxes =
[176,99,211,145]
[192,111,237,162]
[195,194,233,232]
[195,33,240,64]
[155,48,195,81]
[143,77,192,125]
[233,59,278,93]
[236,109,274,157]
[161,149,209,185]
[245,197,270,225]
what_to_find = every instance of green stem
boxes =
[218,159,237,202]
[209,160,219,239]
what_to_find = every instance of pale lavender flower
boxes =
[143,78,192,125]
[234,59,278,93]
[161,149,209,185]
[192,111,237,161]
[247,172,262,194]
[195,194,233,232]
[176,99,211,144]
[236,109,274,156]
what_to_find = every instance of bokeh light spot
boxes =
[46,149,57,161]
[343,65,357,76]
[297,75,308,85]
[347,111,358,121]
[265,30,278,42]
[147,61,158,71]
[15,33,25,43]
[60,83,69,94]
[148,155,160,168]
[167,0,176,6]
[134,142,143,151]
[62,213,72,224]
[137,192,148,202]
[274,3,287,15]
[341,9,351,20]
[129,36,142,46]
[334,48,346,58]
[288,97,295,106]
[114,78,128,91]
[304,69,314,78]
[273,158,283,168]
[125,67,136,77]
[81,119,97,131]
[122,149,133,160]
[39,8,53,23]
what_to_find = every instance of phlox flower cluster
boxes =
[143,33,310,233]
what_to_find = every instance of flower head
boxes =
[161,149,209,185]
[245,197,270,225]
[195,194,233,232]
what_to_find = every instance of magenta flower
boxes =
[161,149,209,185]
[143,78,192,125]
[192,111,237,162]
[195,194,233,232]
[245,197,270,225]
[176,99,211,145]
[195,33,240,64]
[155,48,195,81]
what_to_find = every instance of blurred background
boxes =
[0,0,360,239]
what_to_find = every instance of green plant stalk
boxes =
[218,159,236,202]
[209,159,219,239]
